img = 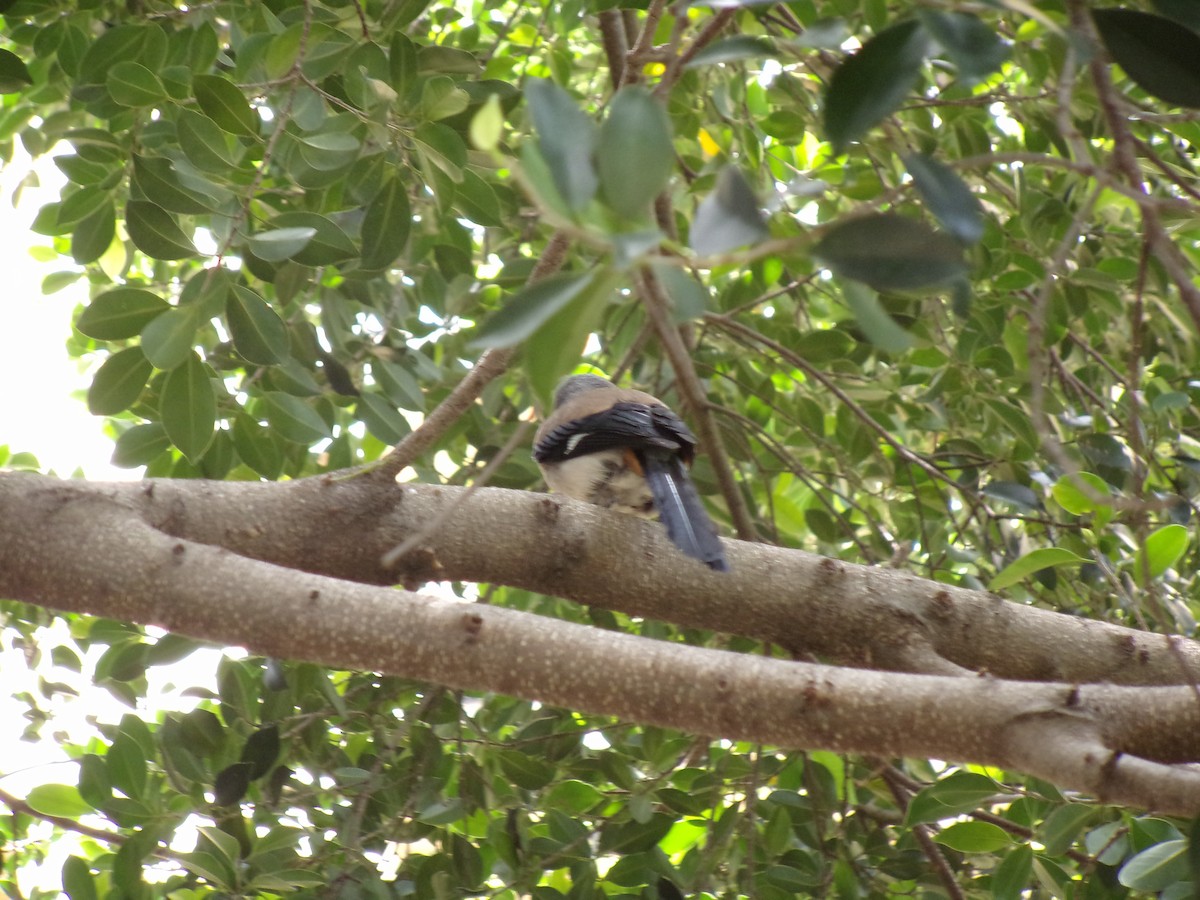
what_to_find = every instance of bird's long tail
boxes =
[643,454,729,571]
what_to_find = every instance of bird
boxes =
[533,373,729,571]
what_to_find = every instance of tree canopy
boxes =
[4,0,1200,896]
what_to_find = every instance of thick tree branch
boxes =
[52,471,1192,688]
[2,472,1199,814]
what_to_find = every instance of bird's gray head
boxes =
[552,373,615,409]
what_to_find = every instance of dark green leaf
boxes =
[214,762,253,806]
[126,200,197,260]
[161,352,217,461]
[360,176,412,270]
[526,79,598,213]
[227,286,288,365]
[193,73,259,137]
[1153,0,1200,32]
[918,11,1010,83]
[77,288,169,340]
[992,844,1034,900]
[824,20,929,152]
[690,166,768,255]
[469,272,594,349]
[526,277,609,406]
[241,725,281,780]
[814,213,965,291]
[596,86,674,220]
[904,153,984,244]
[87,347,152,415]
[1094,9,1200,108]
[0,48,32,93]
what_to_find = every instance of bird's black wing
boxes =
[533,401,696,463]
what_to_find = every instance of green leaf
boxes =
[357,392,411,444]
[25,784,92,818]
[905,772,1000,825]
[126,200,197,260]
[469,272,594,349]
[933,821,1011,853]
[904,153,984,244]
[814,213,965,291]
[70,201,116,264]
[1119,840,1189,891]
[141,306,200,370]
[262,391,330,444]
[87,347,152,415]
[1153,0,1200,32]
[61,857,98,900]
[0,47,31,92]
[684,35,776,68]
[990,548,1089,591]
[918,11,1010,84]
[232,414,283,479]
[240,724,280,780]
[112,423,170,468]
[106,732,148,798]
[1094,9,1200,109]
[982,480,1040,511]
[992,844,1034,900]
[77,288,170,340]
[413,121,468,184]
[469,93,504,151]
[690,166,768,256]
[132,155,214,214]
[1134,524,1189,579]
[193,73,260,137]
[824,20,929,152]
[1051,472,1111,516]
[360,176,412,270]
[596,85,674,220]
[106,60,165,106]
[1040,803,1096,857]
[226,286,288,365]
[247,227,317,262]
[268,212,356,265]
[454,168,503,227]
[526,275,610,406]
[840,280,913,353]
[176,109,235,172]
[161,353,217,461]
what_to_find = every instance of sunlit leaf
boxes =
[990,548,1088,591]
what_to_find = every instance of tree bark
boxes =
[3,470,1199,813]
